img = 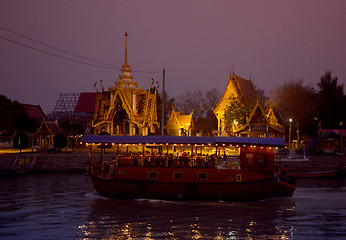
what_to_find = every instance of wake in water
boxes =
[84,191,109,200]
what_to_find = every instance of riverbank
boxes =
[0,152,92,174]
[0,151,345,176]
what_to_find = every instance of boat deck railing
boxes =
[90,154,242,169]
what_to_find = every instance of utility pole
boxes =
[161,68,165,136]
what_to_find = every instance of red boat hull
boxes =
[88,167,277,201]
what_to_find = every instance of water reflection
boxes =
[1,174,344,239]
[80,196,296,239]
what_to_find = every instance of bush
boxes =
[53,133,68,149]
[13,132,29,149]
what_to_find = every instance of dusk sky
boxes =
[1,0,345,114]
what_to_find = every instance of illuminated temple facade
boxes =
[164,108,193,136]
[92,32,159,135]
[214,71,284,137]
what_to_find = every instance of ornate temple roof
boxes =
[214,71,257,114]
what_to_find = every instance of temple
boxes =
[164,107,193,136]
[214,70,283,137]
[92,32,159,135]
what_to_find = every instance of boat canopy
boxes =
[81,135,285,147]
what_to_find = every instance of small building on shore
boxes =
[314,129,346,156]
[28,118,61,150]
[164,108,193,136]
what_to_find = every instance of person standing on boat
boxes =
[277,164,289,176]
[182,149,188,166]
[178,150,183,166]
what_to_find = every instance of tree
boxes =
[13,132,29,150]
[175,88,221,119]
[202,88,222,114]
[317,71,345,129]
[223,94,254,128]
[175,89,204,118]
[269,79,318,138]
[60,121,85,135]
[53,133,68,150]
[0,95,29,136]
[253,84,268,107]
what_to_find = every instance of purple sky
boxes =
[1,1,345,114]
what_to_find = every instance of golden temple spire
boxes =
[115,31,135,87]
[124,31,128,65]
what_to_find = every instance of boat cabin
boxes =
[82,135,284,173]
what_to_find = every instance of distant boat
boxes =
[82,135,296,201]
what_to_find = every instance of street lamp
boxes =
[289,118,292,150]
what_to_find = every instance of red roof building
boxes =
[74,92,96,113]
[23,104,45,121]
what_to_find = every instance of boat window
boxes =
[198,172,207,180]
[256,154,268,168]
[116,169,126,174]
[246,153,255,167]
[173,172,183,180]
[236,174,242,182]
[148,171,158,179]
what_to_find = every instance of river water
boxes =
[0,173,345,240]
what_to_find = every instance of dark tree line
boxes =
[269,70,345,139]
[157,88,221,136]
[0,95,69,150]
[0,95,31,137]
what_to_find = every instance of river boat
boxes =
[81,135,296,201]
